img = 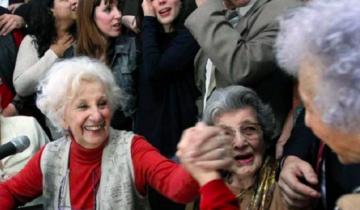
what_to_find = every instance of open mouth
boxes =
[159,7,171,17]
[84,122,105,131]
[234,153,254,165]
[112,23,121,30]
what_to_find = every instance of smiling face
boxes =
[64,80,111,149]
[151,0,181,31]
[299,59,360,164]
[52,0,78,22]
[94,0,122,38]
[215,107,265,178]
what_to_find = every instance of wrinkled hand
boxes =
[142,0,155,17]
[0,14,25,36]
[279,156,321,210]
[336,194,360,210]
[50,33,74,57]
[122,15,140,33]
[177,122,234,186]
[8,3,23,13]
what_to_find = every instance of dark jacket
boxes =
[283,109,360,210]
[134,17,199,157]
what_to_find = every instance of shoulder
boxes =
[3,115,40,129]
[109,128,135,144]
[43,136,68,151]
[259,0,303,18]
[18,35,37,52]
[114,35,137,55]
[115,35,136,46]
[21,35,36,44]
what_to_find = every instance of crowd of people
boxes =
[1,0,360,209]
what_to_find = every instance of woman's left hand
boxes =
[176,122,235,186]
[142,0,156,17]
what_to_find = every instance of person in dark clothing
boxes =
[279,108,360,210]
[136,0,199,158]
[134,0,199,209]
[0,4,25,111]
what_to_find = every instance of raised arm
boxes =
[141,16,199,82]
[0,147,44,209]
[185,0,300,85]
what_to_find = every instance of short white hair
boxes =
[36,57,123,131]
[276,0,360,132]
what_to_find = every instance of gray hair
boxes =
[276,0,360,132]
[36,57,123,131]
[203,86,276,140]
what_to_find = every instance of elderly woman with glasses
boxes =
[178,85,287,210]
[0,57,233,210]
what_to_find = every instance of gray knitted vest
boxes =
[40,128,151,210]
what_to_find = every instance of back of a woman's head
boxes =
[27,0,56,57]
[276,0,360,132]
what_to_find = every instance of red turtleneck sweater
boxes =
[0,135,198,209]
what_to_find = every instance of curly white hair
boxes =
[276,0,360,132]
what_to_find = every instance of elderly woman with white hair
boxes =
[276,0,360,209]
[178,85,288,210]
[0,57,234,209]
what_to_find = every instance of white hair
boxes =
[276,0,360,132]
[36,57,123,131]
[203,86,276,140]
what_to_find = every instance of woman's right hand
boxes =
[50,33,74,57]
[177,122,235,186]
[122,15,140,33]
[142,0,155,17]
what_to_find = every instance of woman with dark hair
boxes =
[136,0,199,158]
[76,0,137,130]
[134,0,199,209]
[11,0,77,138]
[179,86,286,210]
[13,0,77,96]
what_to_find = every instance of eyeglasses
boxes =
[220,122,262,140]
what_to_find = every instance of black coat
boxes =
[283,108,360,210]
[134,17,200,157]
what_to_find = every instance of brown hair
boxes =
[76,0,119,63]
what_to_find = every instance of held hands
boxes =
[0,14,25,36]
[142,0,156,17]
[177,122,235,186]
[50,33,75,57]
[278,156,321,210]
